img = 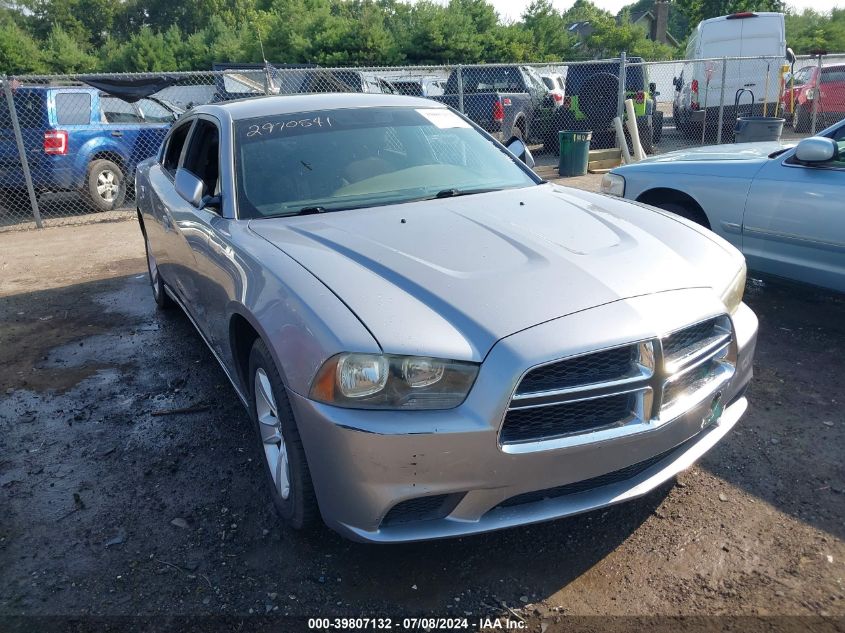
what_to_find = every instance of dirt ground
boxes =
[1,185,844,632]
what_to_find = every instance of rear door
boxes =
[736,15,785,110]
[99,95,141,169]
[699,18,743,112]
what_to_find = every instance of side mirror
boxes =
[649,82,657,95]
[505,136,535,168]
[794,137,837,163]
[672,76,679,89]
[786,47,796,65]
[175,168,204,207]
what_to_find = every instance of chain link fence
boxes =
[2,53,843,232]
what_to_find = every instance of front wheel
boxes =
[249,339,319,530]
[87,159,126,211]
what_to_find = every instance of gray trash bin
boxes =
[734,116,785,143]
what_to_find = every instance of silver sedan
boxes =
[136,93,757,542]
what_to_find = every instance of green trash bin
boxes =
[558,130,592,177]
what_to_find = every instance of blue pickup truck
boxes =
[431,65,558,148]
[0,86,179,212]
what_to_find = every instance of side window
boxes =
[55,93,91,125]
[101,97,142,124]
[162,121,192,177]
[136,99,174,123]
[182,119,220,203]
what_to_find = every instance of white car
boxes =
[541,72,565,107]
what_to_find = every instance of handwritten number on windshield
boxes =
[246,116,332,137]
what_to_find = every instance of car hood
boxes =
[249,184,739,362]
[635,141,791,164]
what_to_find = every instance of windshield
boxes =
[234,106,538,218]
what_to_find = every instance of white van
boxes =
[673,12,788,140]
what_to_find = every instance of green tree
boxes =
[520,0,577,60]
[676,0,785,31]
[45,24,97,72]
[0,17,46,73]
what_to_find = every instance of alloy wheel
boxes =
[254,367,291,500]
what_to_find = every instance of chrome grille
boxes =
[499,316,735,450]
[516,345,638,395]
[500,393,635,444]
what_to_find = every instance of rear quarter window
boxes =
[55,92,92,125]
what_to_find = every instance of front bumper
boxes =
[290,288,757,543]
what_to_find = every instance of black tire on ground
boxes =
[636,116,655,154]
[652,200,708,228]
[86,159,126,212]
[140,217,175,310]
[794,105,812,133]
[653,111,664,144]
[248,338,319,530]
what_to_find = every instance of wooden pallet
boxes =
[588,148,622,173]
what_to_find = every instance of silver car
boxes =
[601,119,845,293]
[136,94,757,543]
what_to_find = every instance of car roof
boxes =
[194,93,444,121]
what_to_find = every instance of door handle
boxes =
[111,131,123,137]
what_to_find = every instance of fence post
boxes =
[716,57,727,143]
[456,64,464,114]
[2,75,42,229]
[617,52,627,120]
[811,54,823,135]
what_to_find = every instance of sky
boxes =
[480,0,844,22]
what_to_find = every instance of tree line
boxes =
[0,0,841,75]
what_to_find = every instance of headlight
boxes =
[310,353,479,410]
[719,262,747,314]
[600,173,625,196]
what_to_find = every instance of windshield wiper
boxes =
[295,206,327,215]
[768,147,793,159]
[433,187,502,199]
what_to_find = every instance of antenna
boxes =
[257,25,267,63]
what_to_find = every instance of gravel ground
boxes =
[1,203,843,633]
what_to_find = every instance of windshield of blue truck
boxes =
[234,106,538,218]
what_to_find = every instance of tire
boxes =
[636,116,655,154]
[652,200,708,228]
[512,119,525,142]
[653,111,664,144]
[581,72,620,133]
[141,219,174,309]
[249,339,319,531]
[794,105,812,133]
[86,159,126,211]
